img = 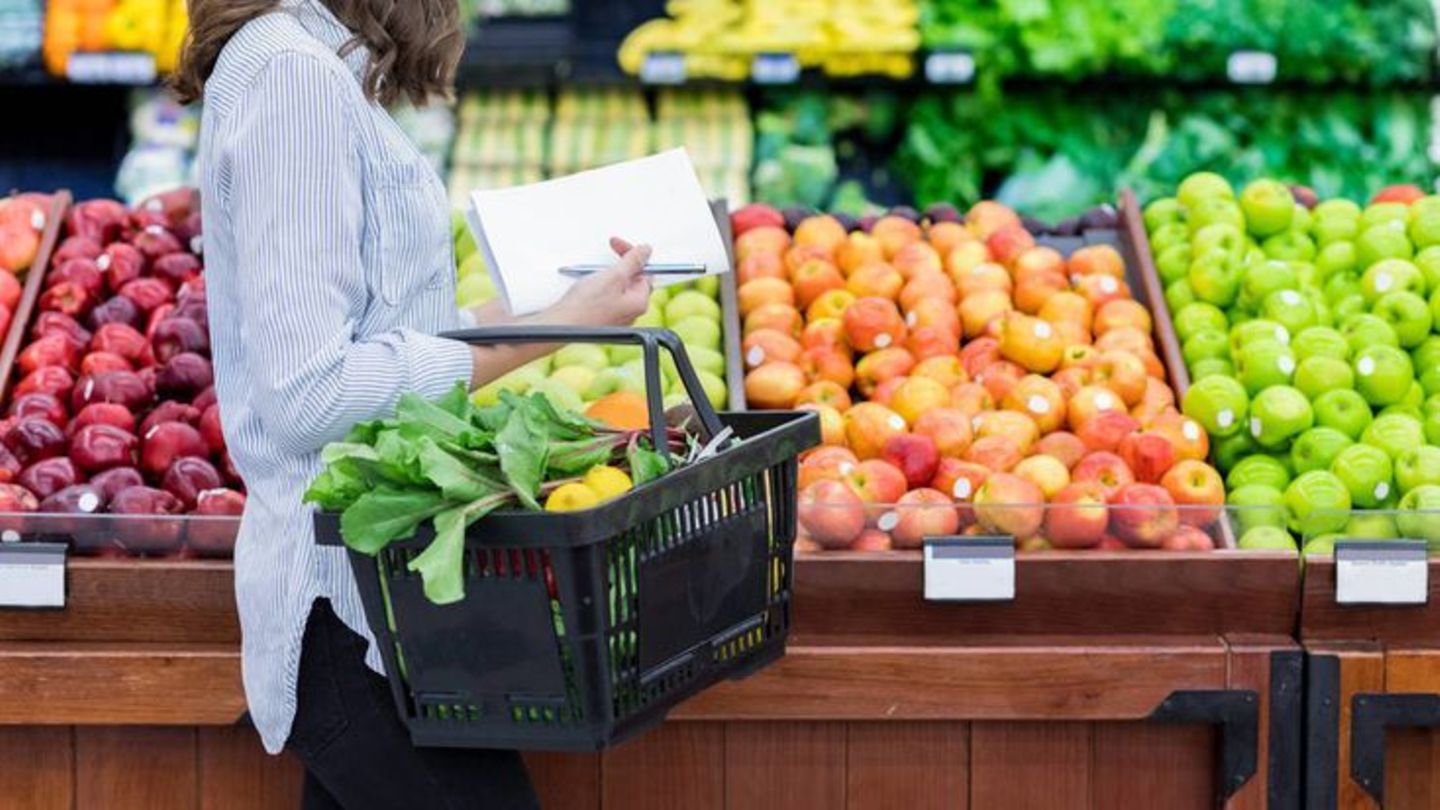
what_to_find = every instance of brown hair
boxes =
[172,0,463,107]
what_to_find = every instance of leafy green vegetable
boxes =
[339,487,450,555]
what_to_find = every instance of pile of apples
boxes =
[1151,174,1440,552]
[0,195,52,339]
[0,191,244,554]
[730,201,1225,552]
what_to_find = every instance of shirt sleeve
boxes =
[225,53,474,457]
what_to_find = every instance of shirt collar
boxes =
[278,0,369,80]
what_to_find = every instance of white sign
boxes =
[925,51,976,85]
[1227,51,1277,85]
[923,537,1015,602]
[752,53,800,85]
[67,52,157,85]
[0,544,66,609]
[640,52,687,85]
[1336,540,1428,606]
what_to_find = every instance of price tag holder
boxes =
[1335,540,1428,606]
[640,52,687,85]
[67,52,158,85]
[1226,50,1277,85]
[0,542,67,610]
[752,53,800,85]
[925,50,976,85]
[923,536,1015,602]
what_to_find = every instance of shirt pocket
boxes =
[365,158,449,307]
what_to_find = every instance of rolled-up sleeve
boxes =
[225,53,474,456]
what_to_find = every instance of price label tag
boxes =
[752,53,800,85]
[0,542,67,609]
[925,51,976,85]
[1336,540,1428,606]
[1227,50,1277,85]
[640,52,687,85]
[923,536,1014,602]
[66,52,158,85]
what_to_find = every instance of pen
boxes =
[558,263,708,278]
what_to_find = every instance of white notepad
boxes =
[466,149,731,316]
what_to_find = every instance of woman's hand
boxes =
[553,238,654,328]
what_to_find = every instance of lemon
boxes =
[583,466,634,501]
[545,483,600,513]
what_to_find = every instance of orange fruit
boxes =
[585,392,650,431]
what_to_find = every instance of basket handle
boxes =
[439,326,726,460]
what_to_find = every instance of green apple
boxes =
[1345,513,1401,540]
[1144,197,1186,231]
[1178,172,1236,210]
[1240,179,1296,237]
[683,345,726,377]
[665,291,722,324]
[1324,272,1363,303]
[529,378,585,413]
[1261,231,1317,262]
[1292,204,1313,235]
[648,287,671,307]
[1432,287,1440,334]
[1228,484,1289,535]
[1183,375,1250,438]
[693,275,721,298]
[1150,223,1192,256]
[1156,244,1193,285]
[1188,250,1243,307]
[1174,302,1230,343]
[1239,525,1299,551]
[1331,294,1367,322]
[695,370,728,410]
[1294,356,1355,401]
[1396,446,1440,494]
[549,365,598,397]
[1292,427,1354,474]
[633,304,665,330]
[1315,198,1361,219]
[1190,358,1235,381]
[1183,329,1232,367]
[1313,389,1373,440]
[1362,259,1426,304]
[1362,202,1412,230]
[457,251,485,280]
[1228,455,1293,491]
[1293,326,1351,362]
[1408,197,1440,248]
[552,343,611,372]
[619,360,656,394]
[1237,341,1297,395]
[455,270,496,309]
[585,367,625,400]
[608,345,643,365]
[1312,214,1361,247]
[1261,289,1318,335]
[1341,313,1400,354]
[1303,535,1341,555]
[1249,385,1314,448]
[1188,198,1246,233]
[1241,260,1299,305]
[1192,223,1247,260]
[472,364,547,406]
[670,316,722,351]
[1427,392,1440,417]
[1396,485,1440,545]
[1295,260,1322,289]
[1304,287,1334,328]
[1331,443,1395,507]
[1313,240,1358,280]
[1285,470,1353,537]
[1231,319,1291,354]
[1413,246,1440,294]
[1165,279,1197,312]
[1362,413,1426,460]
[1213,430,1260,473]
[1357,221,1415,270]
[1353,345,1415,407]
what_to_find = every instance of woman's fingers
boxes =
[618,244,652,280]
[610,237,635,256]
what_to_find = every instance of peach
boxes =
[958,337,1002,378]
[955,262,1013,298]
[1108,483,1180,549]
[1075,410,1142,454]
[1002,375,1067,435]
[844,459,909,513]
[1091,350,1149,407]
[986,224,1036,269]
[1093,299,1153,337]
[1161,525,1216,551]
[792,260,847,309]
[973,472,1045,538]
[905,326,960,361]
[801,318,850,355]
[973,409,1041,451]
[892,242,943,280]
[945,241,994,281]
[855,347,915,398]
[872,216,923,259]
[964,434,1025,473]
[1067,244,1125,279]
[1059,344,1100,371]
[850,528,894,551]
[1052,321,1092,349]
[913,407,974,458]
[870,377,906,407]
[837,232,884,276]
[881,433,941,489]
[793,215,847,256]
[976,360,1025,404]
[950,382,995,420]
[890,376,953,426]
[1160,459,1225,528]
[1014,454,1070,499]
[1074,273,1132,309]
[798,480,866,549]
[998,312,1065,373]
[1039,291,1093,331]
[889,488,961,549]
[1072,451,1136,499]
[800,347,856,390]
[843,297,908,352]
[846,262,904,301]
[742,329,802,370]
[967,201,1022,240]
[1035,431,1088,470]
[795,380,853,412]
[744,303,804,339]
[785,244,834,276]
[1012,246,1065,285]
[899,271,957,313]
[959,290,1014,339]
[1067,385,1127,430]
[737,252,787,285]
[1149,411,1209,464]
[843,402,909,460]
[745,362,806,410]
[738,277,795,317]
[912,356,967,389]
[1045,482,1110,549]
[1118,431,1178,484]
[735,226,790,263]
[1094,326,1154,356]
[806,289,858,323]
[799,446,859,489]
[904,298,962,337]
[927,221,973,257]
[1014,271,1069,315]
[798,403,847,447]
[1051,367,1092,401]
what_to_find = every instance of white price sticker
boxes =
[0,543,66,609]
[1227,51,1277,85]
[1336,540,1428,606]
[924,537,1015,602]
[67,52,158,85]
[925,51,976,85]
[752,53,800,85]
[640,52,687,85]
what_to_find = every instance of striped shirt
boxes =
[198,0,475,754]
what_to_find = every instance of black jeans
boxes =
[287,600,540,810]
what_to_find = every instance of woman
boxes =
[174,2,652,807]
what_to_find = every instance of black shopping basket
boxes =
[315,326,819,751]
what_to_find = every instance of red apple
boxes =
[1159,459,1225,529]
[1044,482,1110,549]
[1072,451,1136,499]
[888,488,962,549]
[1107,483,1179,549]
[798,480,866,549]
[799,446,859,489]
[1160,525,1216,551]
[850,528,893,551]
[1117,431,1178,484]
[844,459,908,513]
[1035,431,1087,470]
[1074,410,1142,454]
[973,472,1044,538]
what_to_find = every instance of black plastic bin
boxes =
[315,326,819,751]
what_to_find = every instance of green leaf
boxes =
[495,404,547,510]
[528,393,599,441]
[374,430,426,486]
[415,436,505,502]
[547,436,618,476]
[303,464,368,512]
[435,382,473,420]
[340,487,450,555]
[628,439,670,487]
[395,391,473,441]
[407,492,511,604]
